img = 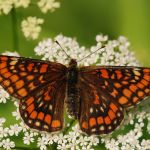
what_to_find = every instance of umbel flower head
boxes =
[0,34,150,150]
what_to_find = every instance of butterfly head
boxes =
[69,59,77,68]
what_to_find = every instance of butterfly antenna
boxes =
[55,40,71,59]
[78,45,105,62]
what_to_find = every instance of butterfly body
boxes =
[67,59,80,119]
[0,55,149,135]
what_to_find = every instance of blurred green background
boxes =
[0,0,150,149]
[0,0,150,66]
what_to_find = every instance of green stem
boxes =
[11,7,19,52]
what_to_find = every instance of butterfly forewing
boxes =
[78,66,150,134]
[0,55,67,132]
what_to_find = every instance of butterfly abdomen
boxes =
[66,60,80,119]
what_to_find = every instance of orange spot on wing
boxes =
[111,74,115,79]
[129,84,138,92]
[97,117,104,124]
[122,81,128,85]
[123,89,132,98]
[138,91,144,97]
[40,64,48,73]
[38,112,44,120]
[104,116,111,125]
[10,75,19,82]
[28,82,36,90]
[0,56,8,61]
[27,104,35,114]
[0,62,7,69]
[30,111,37,119]
[144,75,150,81]
[20,72,27,76]
[0,68,8,74]
[26,75,34,80]
[136,83,144,89]
[15,80,24,89]
[145,88,150,94]
[26,97,34,106]
[100,69,109,78]
[133,97,139,103]
[89,118,96,127]
[0,77,3,82]
[51,120,61,128]
[44,114,51,125]
[108,110,116,120]
[27,63,34,71]
[7,87,14,94]
[110,103,118,112]
[18,88,27,97]
[119,96,128,104]
[111,89,118,97]
[115,70,122,79]
[3,72,12,78]
[93,94,100,104]
[143,69,150,73]
[44,94,51,101]
[3,80,10,86]
[141,79,148,86]
[114,83,122,88]
[82,121,88,129]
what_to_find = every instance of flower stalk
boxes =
[11,7,19,52]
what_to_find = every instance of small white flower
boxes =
[57,142,69,150]
[141,139,150,150]
[1,138,15,150]
[38,0,60,13]
[0,0,13,15]
[0,86,9,103]
[96,34,108,42]
[21,16,44,40]
[0,118,6,127]
[12,107,21,120]
[23,132,34,145]
[0,127,9,138]
[37,136,48,150]
[13,0,30,8]
[9,124,22,136]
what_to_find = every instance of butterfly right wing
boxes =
[78,66,150,135]
[0,55,67,132]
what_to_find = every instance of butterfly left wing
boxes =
[78,66,150,135]
[0,55,67,132]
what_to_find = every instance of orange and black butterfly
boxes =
[0,54,149,135]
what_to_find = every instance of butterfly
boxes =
[0,55,149,135]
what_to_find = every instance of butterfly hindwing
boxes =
[20,81,66,132]
[78,76,124,135]
[0,55,67,132]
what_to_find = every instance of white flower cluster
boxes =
[0,0,30,14]
[13,0,30,8]
[0,35,150,150]
[21,16,44,40]
[0,0,60,15]
[0,0,13,15]
[38,0,60,13]
[35,34,139,66]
